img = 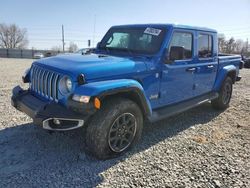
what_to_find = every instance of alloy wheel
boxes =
[108,113,137,152]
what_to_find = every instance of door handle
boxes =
[186,67,196,72]
[207,65,214,69]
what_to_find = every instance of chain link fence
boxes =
[0,48,60,59]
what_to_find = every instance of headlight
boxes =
[72,95,90,103]
[59,76,72,94]
[66,77,72,91]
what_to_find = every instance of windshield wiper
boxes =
[101,47,145,57]
[109,47,135,56]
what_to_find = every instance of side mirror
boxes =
[96,42,101,49]
[169,46,185,61]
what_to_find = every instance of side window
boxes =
[169,32,193,60]
[198,34,212,58]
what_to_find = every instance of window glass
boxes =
[138,34,152,50]
[106,33,130,48]
[100,27,166,55]
[198,34,212,58]
[169,32,193,59]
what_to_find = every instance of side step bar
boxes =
[149,92,219,123]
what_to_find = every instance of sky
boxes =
[1,0,250,50]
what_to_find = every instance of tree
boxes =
[68,42,78,52]
[245,39,249,52]
[0,23,28,49]
[51,45,62,52]
[226,37,236,54]
[235,39,244,53]
[218,33,226,53]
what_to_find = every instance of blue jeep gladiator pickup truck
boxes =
[12,24,242,159]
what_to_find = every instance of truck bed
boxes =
[218,53,242,70]
[218,53,241,60]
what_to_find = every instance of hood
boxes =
[34,54,147,81]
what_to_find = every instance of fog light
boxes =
[53,119,61,125]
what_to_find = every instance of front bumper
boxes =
[11,86,93,131]
[236,76,242,82]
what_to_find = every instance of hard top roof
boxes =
[112,23,217,33]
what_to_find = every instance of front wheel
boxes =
[85,98,143,159]
[212,76,233,110]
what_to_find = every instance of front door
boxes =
[159,31,195,106]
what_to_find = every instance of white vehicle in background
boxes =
[33,52,44,59]
[75,48,95,55]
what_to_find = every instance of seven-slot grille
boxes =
[30,65,61,102]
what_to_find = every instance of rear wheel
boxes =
[85,98,143,159]
[212,76,233,110]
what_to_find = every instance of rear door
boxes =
[159,30,196,106]
[193,32,217,96]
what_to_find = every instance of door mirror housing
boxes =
[96,42,101,49]
[169,46,185,61]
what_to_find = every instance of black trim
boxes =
[11,86,92,126]
[239,60,244,69]
[22,76,30,83]
[67,95,96,115]
[236,76,242,81]
[149,92,218,122]
[97,86,151,117]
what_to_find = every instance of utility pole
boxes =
[246,38,249,52]
[62,24,65,52]
[92,15,96,48]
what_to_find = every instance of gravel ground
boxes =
[0,57,249,188]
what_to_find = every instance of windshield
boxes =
[99,26,167,55]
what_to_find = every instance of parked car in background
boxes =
[242,56,250,68]
[45,52,52,57]
[75,48,95,55]
[33,52,44,59]
[12,24,242,159]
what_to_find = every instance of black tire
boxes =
[85,97,143,159]
[211,76,233,110]
[245,60,250,68]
